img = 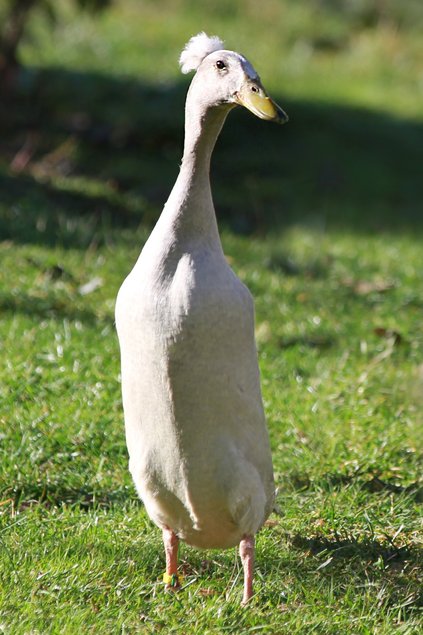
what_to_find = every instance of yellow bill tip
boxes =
[236,85,288,124]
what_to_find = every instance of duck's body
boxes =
[115,33,287,603]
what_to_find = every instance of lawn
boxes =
[0,1,422,633]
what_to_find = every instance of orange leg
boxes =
[162,527,181,590]
[239,534,255,605]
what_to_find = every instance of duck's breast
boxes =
[115,245,274,547]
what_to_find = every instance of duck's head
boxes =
[180,32,288,125]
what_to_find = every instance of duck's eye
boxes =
[215,60,227,71]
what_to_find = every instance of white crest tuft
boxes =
[179,32,225,74]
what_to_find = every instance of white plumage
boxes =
[115,33,288,604]
[179,32,225,73]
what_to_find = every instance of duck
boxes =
[115,32,288,605]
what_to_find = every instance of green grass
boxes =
[0,1,422,633]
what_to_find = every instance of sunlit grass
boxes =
[21,0,423,119]
[1,227,421,633]
[1,0,422,633]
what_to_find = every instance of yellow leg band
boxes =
[163,572,184,587]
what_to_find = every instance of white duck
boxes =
[115,32,288,605]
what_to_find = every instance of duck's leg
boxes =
[239,534,255,605]
[162,527,182,590]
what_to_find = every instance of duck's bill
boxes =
[235,83,288,124]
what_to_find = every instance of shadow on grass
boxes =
[0,171,142,248]
[1,65,422,248]
[291,532,421,567]
[0,289,110,324]
[286,468,423,503]
[290,532,423,614]
[13,485,129,512]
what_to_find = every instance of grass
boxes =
[0,1,422,633]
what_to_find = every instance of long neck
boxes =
[157,94,231,248]
[182,97,229,175]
